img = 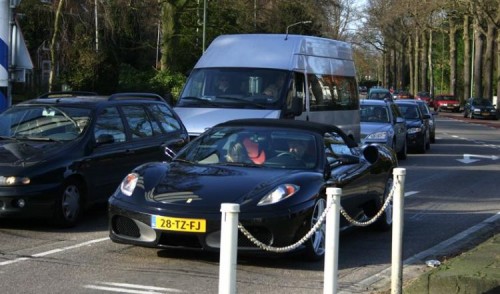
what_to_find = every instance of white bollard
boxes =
[391,168,406,294]
[219,203,240,294]
[324,187,342,294]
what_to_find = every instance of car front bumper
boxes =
[0,183,61,218]
[108,196,315,253]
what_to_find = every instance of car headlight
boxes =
[258,184,300,206]
[407,127,422,134]
[120,173,139,196]
[366,131,388,140]
[0,176,30,186]
[473,108,481,113]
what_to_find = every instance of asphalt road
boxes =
[0,113,499,294]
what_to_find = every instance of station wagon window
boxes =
[122,106,155,139]
[94,107,126,143]
[148,104,181,132]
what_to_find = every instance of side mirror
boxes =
[95,134,115,145]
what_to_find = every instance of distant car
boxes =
[367,88,393,101]
[358,86,368,97]
[0,91,189,227]
[463,98,498,120]
[360,99,407,160]
[433,94,460,112]
[396,91,414,100]
[108,119,398,261]
[415,91,432,105]
[405,100,437,143]
[395,100,431,153]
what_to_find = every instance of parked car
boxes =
[395,100,431,153]
[395,91,414,100]
[415,91,432,105]
[406,99,437,143]
[367,87,393,101]
[0,91,189,227]
[360,99,407,160]
[358,86,368,97]
[109,118,398,261]
[463,98,498,120]
[433,94,460,112]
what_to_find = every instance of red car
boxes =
[415,91,432,105]
[433,94,460,112]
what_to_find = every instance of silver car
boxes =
[360,99,407,160]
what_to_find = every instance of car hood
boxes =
[404,119,422,128]
[137,162,308,211]
[0,139,68,167]
[472,105,495,110]
[360,123,392,135]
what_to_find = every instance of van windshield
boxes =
[176,68,288,110]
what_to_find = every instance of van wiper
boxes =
[217,96,266,109]
[179,96,219,107]
[16,136,58,142]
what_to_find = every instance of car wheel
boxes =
[463,111,467,118]
[303,197,326,261]
[469,111,473,119]
[425,131,431,150]
[396,140,407,160]
[371,175,393,231]
[430,131,435,143]
[53,179,83,227]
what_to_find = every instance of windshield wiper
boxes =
[179,97,219,107]
[15,136,58,142]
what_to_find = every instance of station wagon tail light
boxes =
[0,176,30,186]
[120,173,139,196]
[258,184,300,206]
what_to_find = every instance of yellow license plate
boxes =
[152,215,206,232]
[481,112,490,116]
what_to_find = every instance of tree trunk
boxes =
[160,0,188,72]
[483,22,495,99]
[420,31,428,92]
[413,32,419,94]
[428,29,433,97]
[48,0,65,92]
[408,37,414,93]
[449,20,457,98]
[473,19,484,98]
[463,16,471,102]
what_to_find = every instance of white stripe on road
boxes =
[84,282,184,293]
[404,191,419,197]
[0,237,109,266]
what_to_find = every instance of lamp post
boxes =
[285,20,312,40]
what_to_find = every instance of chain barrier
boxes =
[238,177,399,253]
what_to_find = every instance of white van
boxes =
[174,34,360,142]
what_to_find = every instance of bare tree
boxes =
[49,0,65,91]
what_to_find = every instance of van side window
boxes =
[309,74,358,111]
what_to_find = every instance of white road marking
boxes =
[404,191,419,197]
[0,237,109,266]
[84,282,184,293]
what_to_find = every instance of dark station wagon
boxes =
[0,92,189,227]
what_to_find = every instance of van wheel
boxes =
[303,197,326,261]
[53,179,83,227]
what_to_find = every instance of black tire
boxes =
[425,131,431,150]
[371,175,393,231]
[53,179,83,227]
[430,131,435,143]
[396,140,407,160]
[303,197,326,261]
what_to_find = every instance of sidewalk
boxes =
[402,231,500,293]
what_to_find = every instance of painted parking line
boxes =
[84,282,184,293]
[0,237,109,266]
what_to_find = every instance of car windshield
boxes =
[472,99,492,106]
[398,105,421,119]
[0,106,91,141]
[175,126,318,169]
[436,95,457,101]
[360,105,390,123]
[176,68,288,110]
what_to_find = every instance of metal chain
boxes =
[238,177,399,252]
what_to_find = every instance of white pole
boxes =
[324,187,341,294]
[219,203,240,294]
[391,168,406,294]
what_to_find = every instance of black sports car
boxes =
[109,119,398,260]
